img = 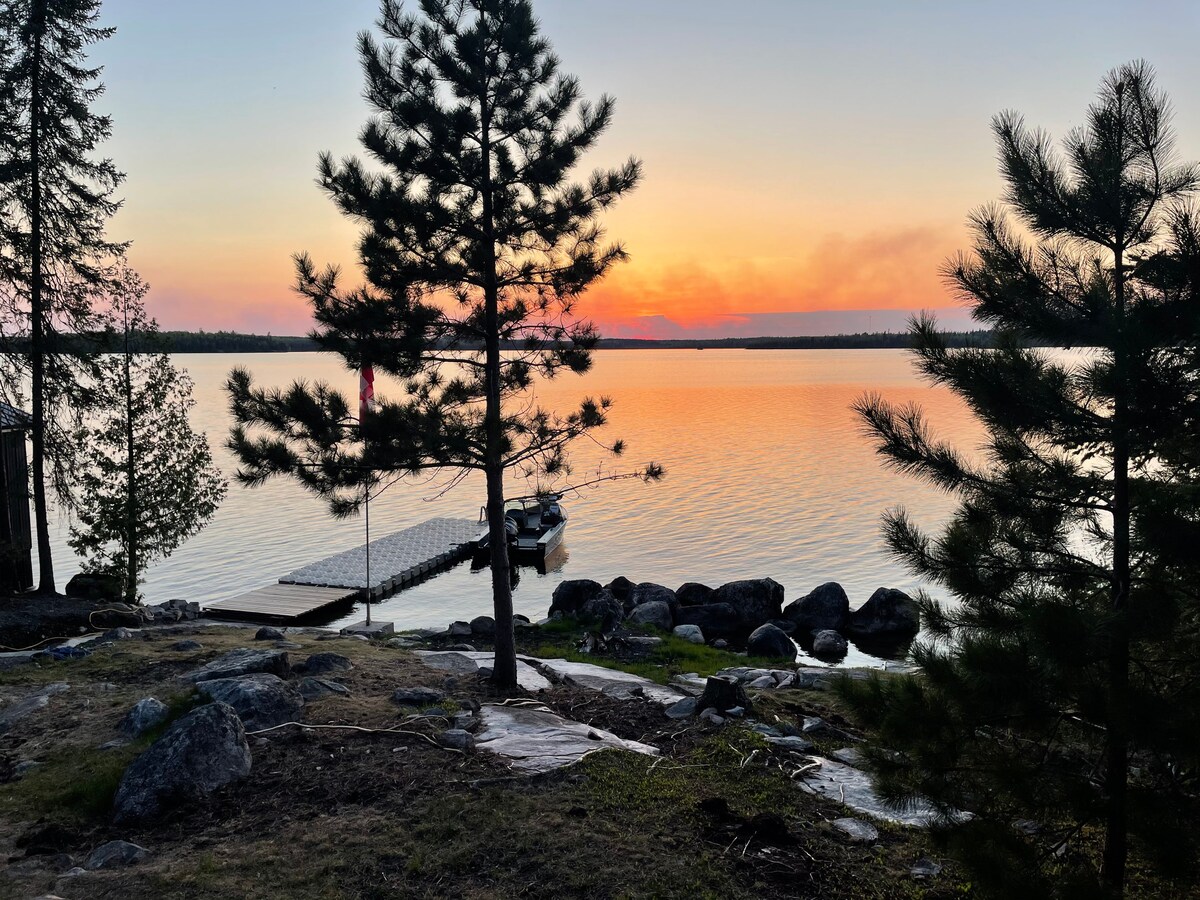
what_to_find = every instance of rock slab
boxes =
[196,674,304,731]
[475,705,658,773]
[113,702,252,823]
[86,840,150,870]
[180,649,290,684]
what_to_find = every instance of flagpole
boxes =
[364,480,371,627]
[360,362,375,627]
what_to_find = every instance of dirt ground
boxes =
[0,623,1069,898]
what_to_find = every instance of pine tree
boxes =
[69,272,226,604]
[227,0,657,687]
[0,0,124,593]
[845,62,1200,897]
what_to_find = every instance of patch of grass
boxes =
[0,688,198,823]
[521,630,788,684]
[2,745,136,821]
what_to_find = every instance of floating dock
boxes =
[203,584,357,623]
[203,517,479,624]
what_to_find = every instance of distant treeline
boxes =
[2,329,999,354]
[154,329,999,352]
[154,331,318,353]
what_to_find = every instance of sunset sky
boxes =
[95,0,1200,339]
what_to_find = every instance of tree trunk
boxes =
[478,36,517,689]
[123,310,137,604]
[28,0,54,595]
[1102,239,1130,896]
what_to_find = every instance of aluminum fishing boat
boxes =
[474,494,567,564]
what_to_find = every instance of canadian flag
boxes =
[359,364,375,423]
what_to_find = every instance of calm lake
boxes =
[39,349,983,666]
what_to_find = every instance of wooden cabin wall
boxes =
[0,429,33,593]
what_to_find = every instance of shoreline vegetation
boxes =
[2,329,1002,354]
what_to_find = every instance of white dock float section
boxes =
[279,517,480,596]
[203,517,480,623]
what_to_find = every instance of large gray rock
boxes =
[119,698,170,738]
[675,582,714,607]
[604,576,635,603]
[179,648,290,684]
[113,702,252,823]
[784,582,850,633]
[711,578,784,632]
[548,579,609,617]
[675,602,741,640]
[673,624,705,644]
[85,840,150,870]
[626,600,673,632]
[628,582,678,614]
[196,674,304,731]
[469,616,496,637]
[746,623,796,659]
[297,678,350,701]
[296,652,352,676]
[845,588,920,639]
[811,629,848,659]
[579,594,624,633]
[254,626,284,641]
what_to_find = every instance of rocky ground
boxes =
[0,614,1190,899]
[0,620,980,900]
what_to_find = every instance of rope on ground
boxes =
[0,606,132,652]
[244,720,455,752]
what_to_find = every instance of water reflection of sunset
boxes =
[39,349,985,669]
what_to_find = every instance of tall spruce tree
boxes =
[68,273,225,604]
[845,62,1200,897]
[0,0,124,593]
[227,0,656,687]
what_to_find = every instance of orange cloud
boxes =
[583,225,965,337]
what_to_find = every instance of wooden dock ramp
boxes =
[204,584,356,623]
[202,517,480,624]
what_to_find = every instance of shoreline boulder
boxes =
[845,588,920,639]
[626,600,673,632]
[676,602,741,640]
[784,582,850,633]
[580,594,624,633]
[604,576,635,604]
[746,623,796,659]
[628,585,676,619]
[675,582,714,607]
[711,578,784,633]
[549,580,611,618]
[811,629,849,659]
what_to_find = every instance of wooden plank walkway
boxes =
[202,517,481,624]
[204,584,356,623]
